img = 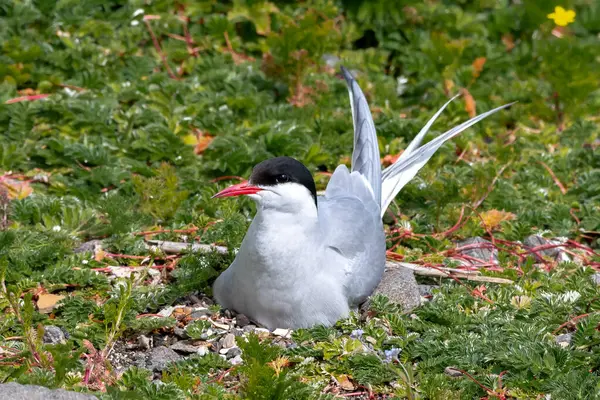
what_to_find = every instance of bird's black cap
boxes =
[250,156,317,206]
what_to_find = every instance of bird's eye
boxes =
[275,174,289,183]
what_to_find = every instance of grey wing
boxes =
[341,66,382,207]
[319,165,386,305]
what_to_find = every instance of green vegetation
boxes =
[1,0,599,398]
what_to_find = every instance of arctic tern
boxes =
[212,67,512,330]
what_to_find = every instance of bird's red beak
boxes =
[212,181,263,198]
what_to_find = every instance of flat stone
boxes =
[368,265,421,312]
[147,346,181,371]
[157,306,174,318]
[43,326,66,345]
[555,332,573,348]
[591,273,600,286]
[197,346,209,356]
[190,308,212,319]
[173,327,189,339]
[253,328,270,338]
[272,328,293,338]
[221,333,236,349]
[444,366,462,377]
[0,383,97,399]
[456,237,498,264]
[524,235,570,262]
[226,347,242,359]
[170,341,202,354]
[73,240,103,254]
[230,355,243,365]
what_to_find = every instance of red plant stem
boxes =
[143,19,177,79]
[435,205,467,238]
[181,15,198,57]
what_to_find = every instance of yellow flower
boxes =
[547,6,576,27]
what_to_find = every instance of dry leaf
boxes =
[267,356,290,376]
[172,307,193,319]
[502,34,515,52]
[94,248,106,262]
[471,57,486,78]
[37,293,65,314]
[18,88,38,96]
[336,374,356,391]
[461,88,476,118]
[382,152,402,167]
[194,135,214,155]
[480,209,516,230]
[0,178,33,199]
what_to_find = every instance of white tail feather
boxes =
[380,101,515,215]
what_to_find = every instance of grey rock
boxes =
[230,355,243,365]
[138,335,151,350]
[456,237,498,264]
[368,265,421,312]
[226,347,242,359]
[173,327,189,339]
[444,367,463,377]
[243,324,257,333]
[190,309,212,319]
[236,313,251,328]
[73,240,103,254]
[0,382,97,400]
[221,333,236,349]
[147,346,181,371]
[43,326,66,345]
[524,235,570,262]
[133,353,147,369]
[197,346,209,356]
[170,341,202,354]
[591,273,600,286]
[417,285,439,297]
[232,328,245,337]
[555,332,573,347]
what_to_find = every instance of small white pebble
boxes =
[52,225,61,232]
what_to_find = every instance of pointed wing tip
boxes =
[340,66,355,86]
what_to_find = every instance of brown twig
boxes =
[538,161,567,194]
[133,227,199,236]
[553,312,598,334]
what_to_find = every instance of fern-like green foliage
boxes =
[0,0,599,397]
[132,163,189,223]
